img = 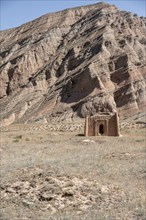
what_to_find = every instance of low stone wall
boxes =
[120,122,146,130]
[1,121,145,133]
[0,123,84,132]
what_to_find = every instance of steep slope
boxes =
[0,2,146,125]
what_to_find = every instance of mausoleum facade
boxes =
[84,112,120,136]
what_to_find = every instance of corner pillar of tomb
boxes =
[85,117,89,136]
[94,120,98,136]
[115,112,120,136]
[105,119,108,135]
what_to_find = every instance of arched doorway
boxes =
[99,124,104,135]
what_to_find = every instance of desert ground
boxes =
[0,122,146,220]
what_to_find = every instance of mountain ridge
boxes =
[0,2,146,126]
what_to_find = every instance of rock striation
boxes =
[0,2,146,125]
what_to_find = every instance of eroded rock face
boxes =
[0,2,146,125]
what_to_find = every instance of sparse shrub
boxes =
[13,135,23,142]
[136,139,144,142]
[135,207,146,219]
[15,135,22,139]
[13,139,19,143]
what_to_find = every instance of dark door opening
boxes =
[99,124,104,135]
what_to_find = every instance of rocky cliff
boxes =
[0,2,146,125]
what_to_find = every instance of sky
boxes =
[0,0,146,30]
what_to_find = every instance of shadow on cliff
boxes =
[60,68,100,105]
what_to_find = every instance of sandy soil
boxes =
[0,124,146,220]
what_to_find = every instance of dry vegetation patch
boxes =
[1,166,128,214]
[0,125,145,220]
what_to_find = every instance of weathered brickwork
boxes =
[84,112,120,136]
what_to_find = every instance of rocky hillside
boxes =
[0,2,146,125]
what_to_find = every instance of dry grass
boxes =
[0,125,145,220]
